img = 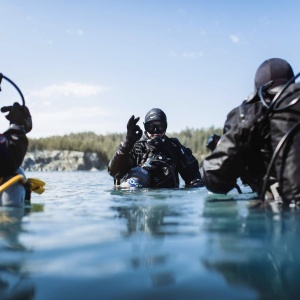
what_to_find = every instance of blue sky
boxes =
[0,0,300,138]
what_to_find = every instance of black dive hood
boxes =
[144,108,167,124]
[254,58,295,90]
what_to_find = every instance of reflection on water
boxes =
[202,202,300,300]
[1,171,300,299]
[0,207,35,300]
[111,191,184,289]
[115,204,168,235]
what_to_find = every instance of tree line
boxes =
[28,127,222,166]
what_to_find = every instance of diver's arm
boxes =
[173,139,203,187]
[0,125,28,177]
[108,115,142,180]
[181,158,203,187]
[108,140,135,180]
[200,107,245,194]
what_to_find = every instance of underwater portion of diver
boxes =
[117,167,151,189]
[116,164,203,190]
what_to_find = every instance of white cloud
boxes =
[169,51,204,59]
[183,52,196,59]
[229,35,249,46]
[42,100,52,106]
[27,82,109,99]
[200,29,206,36]
[182,51,204,59]
[229,35,240,44]
[66,29,84,37]
[77,29,84,36]
[168,51,177,59]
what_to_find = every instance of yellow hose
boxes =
[0,175,46,194]
[0,175,25,193]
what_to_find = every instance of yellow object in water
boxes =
[0,175,25,193]
[27,177,46,194]
[0,175,46,194]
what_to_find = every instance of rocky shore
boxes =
[22,150,106,171]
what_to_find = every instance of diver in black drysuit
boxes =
[0,101,32,206]
[0,102,31,177]
[108,108,203,188]
[200,58,300,205]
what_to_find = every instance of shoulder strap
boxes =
[169,137,187,157]
[134,140,152,165]
[169,137,180,148]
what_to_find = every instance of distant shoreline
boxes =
[22,150,106,172]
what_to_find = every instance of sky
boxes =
[0,0,300,138]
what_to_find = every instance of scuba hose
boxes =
[153,159,178,188]
[258,72,300,201]
[0,73,26,114]
[0,74,26,105]
[0,74,26,107]
[142,137,179,188]
[260,122,300,201]
[143,157,178,188]
[268,73,300,113]
[258,72,300,114]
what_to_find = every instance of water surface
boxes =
[1,171,300,300]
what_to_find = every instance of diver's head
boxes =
[144,108,167,139]
[254,58,294,90]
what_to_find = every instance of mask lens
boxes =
[145,122,166,134]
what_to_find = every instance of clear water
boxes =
[1,171,300,300]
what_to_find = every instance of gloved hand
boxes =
[206,134,220,152]
[189,178,204,188]
[126,115,142,145]
[1,102,32,133]
[147,136,165,151]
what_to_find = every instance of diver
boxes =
[108,108,203,188]
[0,76,32,206]
[200,58,300,205]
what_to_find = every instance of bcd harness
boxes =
[133,138,185,187]
[257,72,300,203]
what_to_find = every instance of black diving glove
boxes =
[1,102,32,133]
[125,115,142,146]
[189,178,204,188]
[206,134,220,152]
[147,136,165,150]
